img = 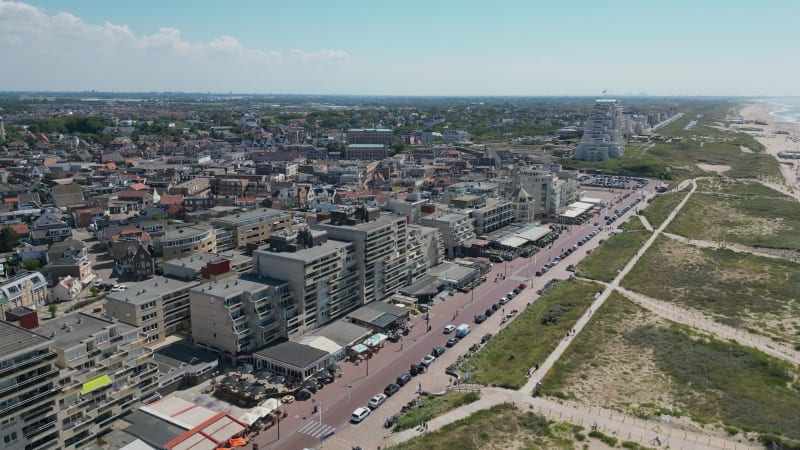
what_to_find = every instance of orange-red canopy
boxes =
[229,437,247,447]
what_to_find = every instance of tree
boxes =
[22,259,41,271]
[0,227,20,252]
[48,304,57,319]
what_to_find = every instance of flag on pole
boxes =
[602,89,607,95]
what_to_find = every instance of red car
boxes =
[518,283,527,290]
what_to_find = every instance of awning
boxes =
[229,437,247,447]
[351,344,369,353]
[81,374,112,395]
[363,333,388,347]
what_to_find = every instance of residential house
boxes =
[46,239,94,286]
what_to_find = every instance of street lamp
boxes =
[277,408,282,440]
[347,384,352,404]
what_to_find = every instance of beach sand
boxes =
[738,102,800,200]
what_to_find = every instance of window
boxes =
[3,432,18,446]
[0,417,14,429]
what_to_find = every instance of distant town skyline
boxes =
[2,0,799,96]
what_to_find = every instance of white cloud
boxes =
[0,1,350,91]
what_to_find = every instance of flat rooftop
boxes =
[255,238,353,262]
[191,277,269,298]
[211,208,285,226]
[106,277,201,305]
[0,320,51,358]
[37,312,134,348]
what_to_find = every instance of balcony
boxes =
[232,325,250,335]
[0,386,61,416]
[0,368,59,396]
[0,351,56,377]
[23,419,57,440]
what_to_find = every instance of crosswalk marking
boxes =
[297,420,336,439]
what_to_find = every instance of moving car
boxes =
[351,406,371,423]
[420,355,436,367]
[368,394,387,409]
[443,324,456,334]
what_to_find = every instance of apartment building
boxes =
[406,225,441,282]
[253,230,359,335]
[212,174,270,197]
[469,198,514,234]
[168,177,211,197]
[573,98,627,161]
[345,144,387,160]
[442,130,470,143]
[442,181,501,205]
[314,208,412,304]
[210,208,291,251]
[420,211,476,258]
[346,128,394,145]
[190,276,291,357]
[0,321,61,450]
[158,225,216,261]
[516,166,579,215]
[104,277,201,344]
[0,271,49,313]
[163,250,253,281]
[36,313,158,449]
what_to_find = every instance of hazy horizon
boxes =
[2,0,799,96]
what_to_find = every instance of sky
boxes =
[1,0,799,96]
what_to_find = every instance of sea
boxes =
[763,97,800,123]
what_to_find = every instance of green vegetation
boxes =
[622,236,800,332]
[0,227,21,252]
[388,403,576,450]
[624,323,800,441]
[575,228,650,282]
[622,215,647,232]
[463,280,598,389]
[560,102,779,181]
[588,430,618,447]
[667,179,800,250]
[542,292,637,399]
[48,304,57,319]
[641,192,684,229]
[394,392,480,431]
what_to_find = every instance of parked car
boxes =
[489,255,503,263]
[420,355,436,367]
[431,346,446,357]
[446,337,460,347]
[443,324,456,334]
[474,314,487,324]
[410,364,426,376]
[518,283,527,290]
[384,383,400,396]
[484,308,494,317]
[396,373,412,386]
[351,406,371,423]
[368,394,387,409]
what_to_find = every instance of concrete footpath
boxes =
[382,179,762,450]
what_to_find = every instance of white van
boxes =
[455,324,471,338]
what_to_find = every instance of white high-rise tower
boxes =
[0,117,6,141]
[572,99,626,162]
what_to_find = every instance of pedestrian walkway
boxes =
[614,286,800,365]
[638,214,654,232]
[296,420,337,439]
[662,231,800,263]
